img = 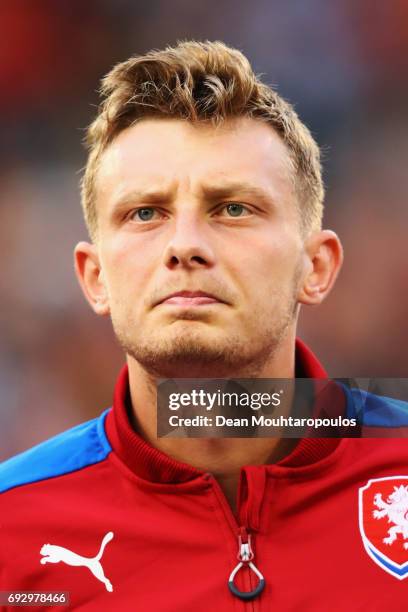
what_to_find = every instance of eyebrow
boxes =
[112,189,175,208]
[200,181,274,204]
[108,188,175,220]
[110,181,275,216]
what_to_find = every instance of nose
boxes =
[163,214,216,270]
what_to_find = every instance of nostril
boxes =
[191,255,206,265]
[166,250,211,268]
[168,254,206,266]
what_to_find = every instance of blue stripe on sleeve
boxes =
[344,386,408,427]
[0,409,112,494]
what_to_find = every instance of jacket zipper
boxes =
[206,471,264,610]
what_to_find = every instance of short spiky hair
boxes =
[81,40,324,241]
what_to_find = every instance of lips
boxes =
[156,290,223,307]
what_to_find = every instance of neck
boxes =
[126,332,298,514]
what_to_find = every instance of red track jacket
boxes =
[1,340,408,611]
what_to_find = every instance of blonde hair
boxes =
[81,40,324,241]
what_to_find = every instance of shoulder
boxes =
[343,385,408,427]
[0,408,112,494]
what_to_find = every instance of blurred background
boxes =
[1,0,407,460]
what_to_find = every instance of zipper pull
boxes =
[228,527,265,601]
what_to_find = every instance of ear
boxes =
[298,230,343,306]
[74,241,110,316]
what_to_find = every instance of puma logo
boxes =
[40,531,114,592]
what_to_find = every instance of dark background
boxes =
[1,0,407,460]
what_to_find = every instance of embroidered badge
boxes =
[359,477,408,579]
[40,531,114,591]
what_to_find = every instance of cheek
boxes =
[100,237,158,303]
[227,232,300,300]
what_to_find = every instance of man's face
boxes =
[93,117,306,377]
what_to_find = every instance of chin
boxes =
[130,333,238,378]
[116,316,278,378]
[158,321,227,348]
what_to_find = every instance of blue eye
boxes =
[225,203,248,217]
[133,208,156,221]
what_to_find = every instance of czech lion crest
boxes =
[359,476,408,579]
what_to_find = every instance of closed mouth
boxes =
[156,290,225,306]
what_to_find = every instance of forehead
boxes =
[96,117,295,208]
